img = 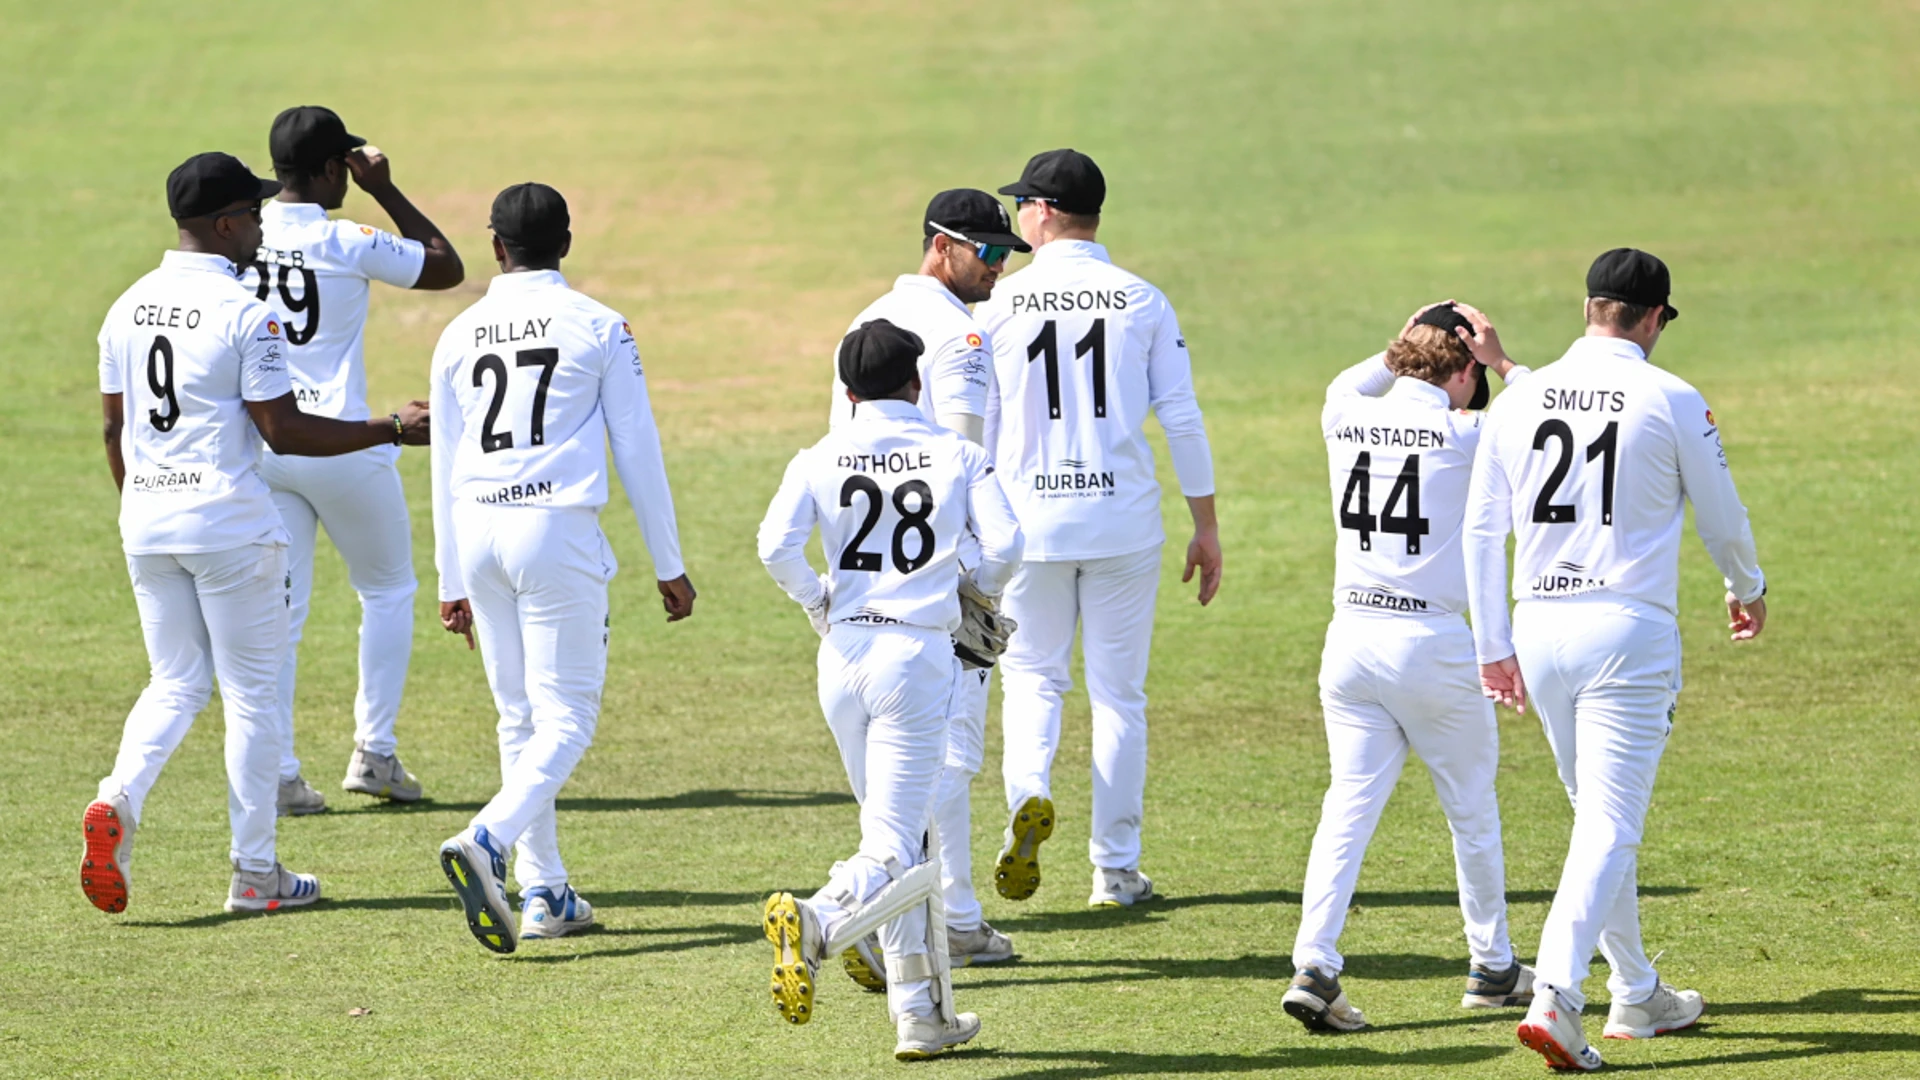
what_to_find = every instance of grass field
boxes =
[3,1,1919,1077]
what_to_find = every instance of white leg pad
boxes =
[924,819,957,1024]
[822,858,940,955]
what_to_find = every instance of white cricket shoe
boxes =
[1088,867,1156,908]
[1463,962,1536,1009]
[439,826,517,953]
[1516,984,1603,1071]
[224,862,322,913]
[993,796,1055,901]
[520,885,595,939]
[894,1011,981,1060]
[341,746,423,802]
[80,789,136,914]
[1604,981,1705,1039]
[949,922,1015,966]
[1282,966,1369,1032]
[765,892,824,1025]
[277,775,327,816]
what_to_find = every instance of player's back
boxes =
[828,276,992,428]
[975,240,1183,558]
[99,252,289,554]
[1323,369,1486,618]
[433,271,629,511]
[255,202,424,420]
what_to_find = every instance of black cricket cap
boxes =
[925,189,1031,252]
[1587,248,1677,321]
[269,106,367,172]
[998,149,1105,214]
[838,318,924,400]
[490,182,571,252]
[166,152,281,220]
[1413,302,1491,409]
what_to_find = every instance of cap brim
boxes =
[974,230,1032,253]
[255,178,284,201]
[997,181,1040,199]
[1663,304,1678,322]
[1468,363,1491,410]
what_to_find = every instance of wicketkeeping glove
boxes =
[953,579,1017,670]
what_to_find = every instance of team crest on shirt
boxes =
[359,225,375,236]
[266,320,281,336]
[966,332,983,349]
[1705,409,1716,426]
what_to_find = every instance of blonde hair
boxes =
[1384,324,1474,386]
[1587,297,1657,332]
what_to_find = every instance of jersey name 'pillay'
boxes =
[974,240,1213,561]
[758,398,1023,633]
[98,250,293,555]
[429,270,684,600]
[1322,354,1527,618]
[828,274,994,428]
[254,202,426,421]
[1465,334,1766,661]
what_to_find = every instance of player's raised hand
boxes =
[396,400,430,445]
[1479,656,1527,713]
[658,575,697,622]
[441,599,475,650]
[1450,302,1516,378]
[1727,591,1767,641]
[345,146,393,192]
[1183,528,1222,606]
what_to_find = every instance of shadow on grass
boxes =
[965,952,1460,991]
[989,885,1699,932]
[121,888,764,928]
[326,788,855,816]
[964,1043,1508,1077]
[511,922,761,963]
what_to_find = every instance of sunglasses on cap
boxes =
[928,222,1014,267]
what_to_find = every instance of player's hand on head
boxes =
[1479,656,1527,713]
[396,400,430,444]
[658,575,697,622]
[440,599,475,650]
[1727,591,1767,641]
[1451,302,1514,377]
[345,146,392,192]
[1183,529,1223,606]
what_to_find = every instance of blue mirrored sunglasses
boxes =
[974,242,1014,266]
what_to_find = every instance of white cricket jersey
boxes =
[1465,335,1766,662]
[251,201,424,421]
[829,275,994,427]
[975,240,1214,561]
[1322,354,1527,619]
[429,270,685,601]
[98,251,293,555]
[758,399,1024,633]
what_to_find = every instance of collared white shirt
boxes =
[430,270,684,600]
[974,239,1214,561]
[254,200,425,421]
[1466,335,1766,661]
[758,398,1023,633]
[829,274,994,428]
[1322,353,1528,619]
[98,250,292,554]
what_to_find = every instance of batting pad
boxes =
[821,858,941,956]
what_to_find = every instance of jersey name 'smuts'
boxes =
[254,201,425,421]
[828,275,994,428]
[99,251,293,554]
[974,240,1213,560]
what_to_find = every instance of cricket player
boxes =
[758,319,1023,1059]
[975,149,1221,907]
[84,152,429,916]
[1467,249,1768,1070]
[256,105,465,815]
[431,183,694,953]
[1282,301,1534,1033]
[830,189,1030,980]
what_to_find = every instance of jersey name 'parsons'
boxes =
[254,201,425,421]
[1322,354,1523,618]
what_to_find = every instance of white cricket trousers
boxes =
[102,543,289,873]
[933,664,992,930]
[1293,612,1514,976]
[1515,596,1680,1014]
[262,447,416,778]
[809,623,952,1021]
[457,504,613,894]
[1000,544,1160,870]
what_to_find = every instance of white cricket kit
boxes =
[829,275,994,428]
[431,269,685,893]
[759,398,1022,1020]
[974,239,1214,870]
[1466,334,1766,1013]
[1293,354,1529,977]
[254,201,427,777]
[95,249,294,873]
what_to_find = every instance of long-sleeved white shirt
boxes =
[430,270,684,601]
[829,274,994,428]
[1322,353,1527,619]
[1465,335,1766,662]
[757,398,1023,634]
[974,239,1213,561]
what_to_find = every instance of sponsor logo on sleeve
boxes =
[359,225,375,236]
[1705,408,1716,427]
[966,332,983,349]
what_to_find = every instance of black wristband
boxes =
[389,412,404,445]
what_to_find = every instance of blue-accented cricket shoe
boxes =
[440,825,517,954]
[521,884,595,940]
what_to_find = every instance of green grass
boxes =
[3,1,1918,1076]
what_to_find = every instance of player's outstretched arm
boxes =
[346,147,463,290]
[247,394,428,456]
[101,393,125,492]
[1183,494,1222,606]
